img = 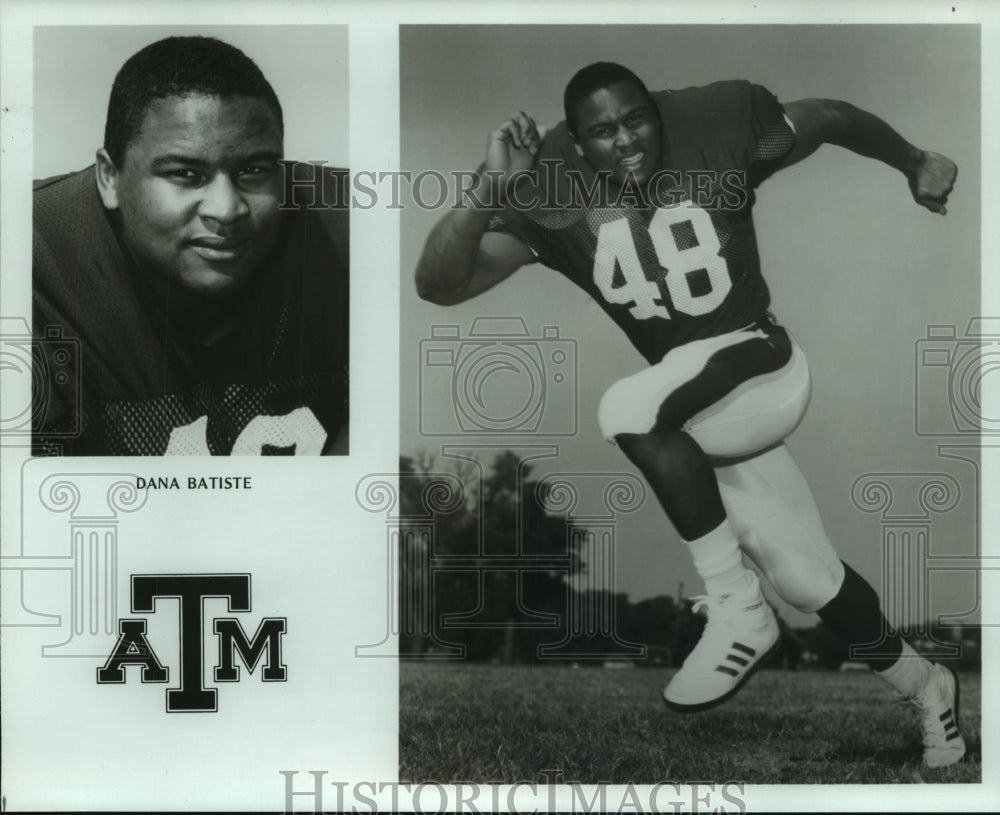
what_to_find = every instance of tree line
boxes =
[397,451,980,671]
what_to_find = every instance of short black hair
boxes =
[103,36,283,166]
[563,62,654,138]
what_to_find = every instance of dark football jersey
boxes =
[32,164,349,455]
[489,80,794,364]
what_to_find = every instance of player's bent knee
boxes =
[762,545,844,614]
[688,341,811,458]
[599,377,655,441]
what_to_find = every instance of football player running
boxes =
[415,63,964,767]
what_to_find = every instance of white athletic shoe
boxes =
[909,663,966,768]
[663,574,780,712]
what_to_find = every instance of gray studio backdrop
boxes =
[34,25,349,179]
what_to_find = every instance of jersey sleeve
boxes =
[485,205,577,277]
[476,159,517,236]
[484,210,521,240]
[484,163,569,276]
[666,80,794,187]
[482,128,585,273]
[746,84,796,186]
[721,82,794,187]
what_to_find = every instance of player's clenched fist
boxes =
[485,111,547,178]
[908,150,958,214]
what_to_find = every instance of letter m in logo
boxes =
[214,618,287,682]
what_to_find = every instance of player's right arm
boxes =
[415,113,542,306]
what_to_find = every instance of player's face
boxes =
[103,94,284,297]
[573,81,661,186]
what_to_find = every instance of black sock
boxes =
[816,561,903,670]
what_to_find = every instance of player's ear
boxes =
[566,124,585,157]
[95,148,120,210]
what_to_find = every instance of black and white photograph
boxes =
[399,22,985,790]
[1,2,997,813]
[31,26,349,455]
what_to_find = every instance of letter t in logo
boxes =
[131,574,251,713]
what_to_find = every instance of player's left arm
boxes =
[779,98,957,214]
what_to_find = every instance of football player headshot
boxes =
[411,30,970,770]
[32,33,349,455]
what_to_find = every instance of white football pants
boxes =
[598,325,845,612]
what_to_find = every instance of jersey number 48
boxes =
[593,202,731,320]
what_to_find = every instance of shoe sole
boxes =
[663,635,781,714]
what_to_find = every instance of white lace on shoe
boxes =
[910,663,966,768]
[663,579,780,712]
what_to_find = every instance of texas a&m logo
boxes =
[97,574,286,712]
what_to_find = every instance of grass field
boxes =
[399,662,981,785]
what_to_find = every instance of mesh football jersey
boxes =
[32,164,349,455]
[489,80,794,364]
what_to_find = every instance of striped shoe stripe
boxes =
[941,709,961,741]
[714,642,760,675]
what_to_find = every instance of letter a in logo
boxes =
[97,619,169,683]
